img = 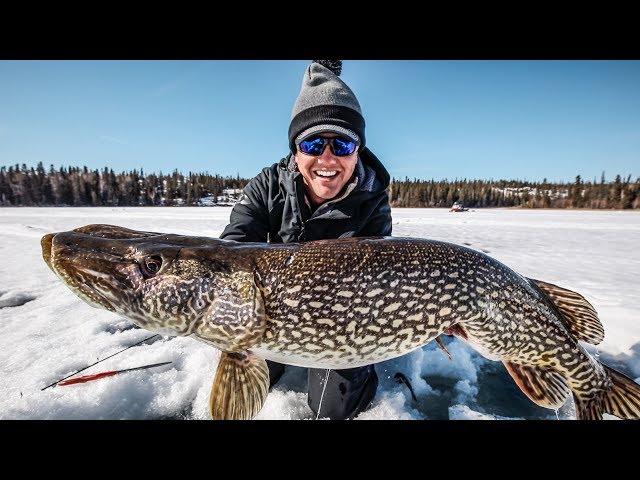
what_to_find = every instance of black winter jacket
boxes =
[220,147,392,243]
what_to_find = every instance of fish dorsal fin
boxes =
[503,361,571,409]
[210,351,269,420]
[531,279,604,345]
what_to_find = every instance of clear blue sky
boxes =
[1,60,638,183]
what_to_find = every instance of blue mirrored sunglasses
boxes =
[296,135,358,157]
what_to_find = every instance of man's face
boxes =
[294,133,358,208]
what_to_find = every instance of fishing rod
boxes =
[57,361,172,386]
[41,333,161,390]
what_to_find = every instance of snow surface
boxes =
[1,207,638,420]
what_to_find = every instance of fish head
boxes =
[41,224,237,336]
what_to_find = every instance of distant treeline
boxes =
[0,163,249,207]
[1,163,639,209]
[389,174,640,209]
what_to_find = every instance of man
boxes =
[220,60,392,419]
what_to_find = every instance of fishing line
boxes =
[315,368,332,420]
[41,333,161,390]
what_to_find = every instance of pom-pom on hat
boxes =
[288,60,366,153]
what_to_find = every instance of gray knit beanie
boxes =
[288,60,366,153]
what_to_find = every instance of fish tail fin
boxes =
[574,365,640,420]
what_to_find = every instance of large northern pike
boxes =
[41,224,640,420]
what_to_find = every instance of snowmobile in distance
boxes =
[450,202,469,212]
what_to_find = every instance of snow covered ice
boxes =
[1,207,639,420]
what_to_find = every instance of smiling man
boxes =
[220,60,392,420]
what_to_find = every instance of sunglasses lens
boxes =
[331,137,356,156]
[298,137,326,155]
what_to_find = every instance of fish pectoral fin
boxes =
[209,351,269,420]
[201,272,266,351]
[503,361,571,409]
[530,278,604,345]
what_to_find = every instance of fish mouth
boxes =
[41,231,129,312]
[68,278,117,311]
[41,233,56,271]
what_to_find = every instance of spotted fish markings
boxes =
[41,224,640,420]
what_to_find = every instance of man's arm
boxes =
[358,193,393,237]
[219,169,271,242]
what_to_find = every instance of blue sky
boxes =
[1,60,638,183]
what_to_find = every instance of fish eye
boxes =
[140,255,163,278]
